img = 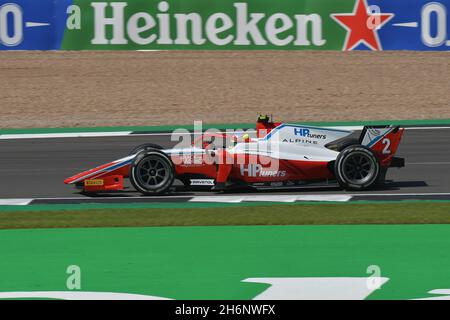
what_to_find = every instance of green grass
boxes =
[1,202,450,229]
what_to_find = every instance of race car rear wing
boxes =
[359,125,405,168]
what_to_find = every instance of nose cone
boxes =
[64,162,114,185]
[64,173,84,185]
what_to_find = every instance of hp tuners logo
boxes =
[294,128,311,137]
[293,127,327,139]
[240,164,286,178]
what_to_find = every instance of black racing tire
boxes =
[128,143,164,155]
[129,150,175,195]
[335,145,380,191]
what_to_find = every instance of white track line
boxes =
[0,192,449,205]
[344,192,450,197]
[8,192,450,200]
[0,126,448,140]
[26,195,195,201]
[0,132,133,140]
[405,126,450,130]
[0,199,33,205]
[408,162,450,165]
[189,195,352,203]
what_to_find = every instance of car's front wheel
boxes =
[335,145,380,190]
[128,143,163,155]
[130,150,175,195]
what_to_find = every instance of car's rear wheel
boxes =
[335,145,380,190]
[327,138,359,152]
[130,150,174,195]
[335,138,359,151]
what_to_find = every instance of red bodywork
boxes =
[64,160,131,192]
[171,153,334,183]
[369,128,405,167]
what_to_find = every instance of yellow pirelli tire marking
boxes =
[84,179,104,186]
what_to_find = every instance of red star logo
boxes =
[331,0,394,51]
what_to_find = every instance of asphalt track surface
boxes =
[0,127,449,202]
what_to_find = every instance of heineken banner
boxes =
[0,0,449,50]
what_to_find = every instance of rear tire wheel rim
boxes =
[135,156,171,190]
[341,152,376,185]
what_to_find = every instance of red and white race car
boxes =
[64,116,405,195]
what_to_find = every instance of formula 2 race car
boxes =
[64,116,405,195]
